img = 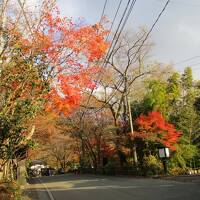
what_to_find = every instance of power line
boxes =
[82,0,135,116]
[104,0,137,66]
[79,0,111,121]
[100,0,108,23]
[187,62,200,68]
[93,0,171,114]
[102,0,171,103]
[156,0,200,7]
[107,0,137,60]
[103,0,132,65]
[174,56,200,65]
[131,0,170,63]
[80,0,171,118]
[106,0,123,41]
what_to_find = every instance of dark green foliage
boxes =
[167,72,181,107]
[143,155,163,176]
[181,67,193,90]
[143,80,168,115]
[194,97,200,112]
[132,67,200,171]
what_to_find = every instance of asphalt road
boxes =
[25,174,200,200]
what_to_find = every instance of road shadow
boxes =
[27,173,110,184]
[25,174,200,200]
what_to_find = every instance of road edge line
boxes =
[38,178,55,200]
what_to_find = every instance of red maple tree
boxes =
[132,112,182,150]
[37,7,109,115]
[4,4,109,116]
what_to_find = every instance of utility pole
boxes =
[127,96,138,165]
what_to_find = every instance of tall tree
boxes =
[170,67,200,168]
[90,30,153,165]
[0,1,109,180]
[143,80,168,115]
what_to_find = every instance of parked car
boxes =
[28,160,46,177]
[58,168,65,174]
[41,167,56,176]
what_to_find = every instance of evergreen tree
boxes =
[170,67,199,168]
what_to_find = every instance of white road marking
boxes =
[35,177,175,199]
[42,184,175,191]
[38,178,55,200]
[160,184,174,187]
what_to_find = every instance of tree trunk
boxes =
[17,160,27,185]
[2,160,14,181]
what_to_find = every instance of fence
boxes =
[188,168,200,175]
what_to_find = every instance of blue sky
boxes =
[24,0,199,78]
[56,0,200,79]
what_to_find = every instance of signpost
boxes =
[158,147,170,174]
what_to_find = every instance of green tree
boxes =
[181,67,193,90]
[132,68,200,169]
[167,72,181,107]
[143,80,168,115]
[0,49,49,180]
[169,67,200,168]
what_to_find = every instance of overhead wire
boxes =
[81,0,130,115]
[93,0,171,113]
[106,0,123,41]
[79,0,112,119]
[83,0,139,116]
[186,62,200,68]
[131,0,170,63]
[174,56,200,66]
[80,0,135,119]
[99,0,137,98]
[104,0,137,67]
[103,0,131,64]
[106,0,137,62]
[93,0,137,110]
[99,0,108,23]
[98,0,137,94]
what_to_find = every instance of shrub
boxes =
[143,155,163,176]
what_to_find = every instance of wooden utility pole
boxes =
[127,96,138,165]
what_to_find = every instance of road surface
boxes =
[25,174,200,200]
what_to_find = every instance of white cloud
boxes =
[178,22,200,45]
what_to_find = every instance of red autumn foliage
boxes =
[132,112,182,150]
[5,5,109,116]
[101,143,116,157]
[87,138,115,157]
[39,8,109,115]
